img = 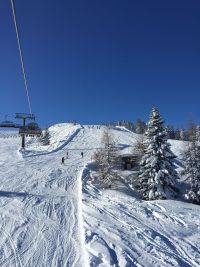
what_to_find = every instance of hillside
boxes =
[0,124,199,267]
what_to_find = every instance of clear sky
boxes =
[0,0,200,128]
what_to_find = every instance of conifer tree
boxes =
[196,126,200,142]
[133,134,145,156]
[180,129,187,141]
[183,127,200,204]
[40,128,51,146]
[93,126,119,188]
[137,107,179,200]
[135,119,146,134]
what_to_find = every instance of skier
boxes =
[61,157,65,164]
[66,151,68,159]
[81,152,83,158]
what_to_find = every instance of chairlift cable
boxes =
[10,0,32,115]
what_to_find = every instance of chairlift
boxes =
[0,119,21,128]
[0,120,15,127]
[19,122,42,137]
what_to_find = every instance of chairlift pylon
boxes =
[16,113,42,144]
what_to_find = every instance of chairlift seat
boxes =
[26,122,40,129]
[19,127,42,136]
[0,120,20,128]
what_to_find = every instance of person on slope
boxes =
[81,152,83,158]
[61,157,65,164]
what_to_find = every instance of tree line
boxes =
[112,118,200,142]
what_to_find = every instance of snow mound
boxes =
[24,123,82,156]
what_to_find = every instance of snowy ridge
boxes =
[0,124,199,267]
[24,123,82,156]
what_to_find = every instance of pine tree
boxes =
[133,134,145,156]
[180,129,187,141]
[93,126,119,188]
[136,107,179,200]
[40,128,51,146]
[183,127,200,204]
[174,128,181,140]
[135,119,146,134]
[166,125,175,139]
[196,125,200,142]
[187,119,196,141]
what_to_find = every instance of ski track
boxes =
[83,184,200,266]
[0,126,200,267]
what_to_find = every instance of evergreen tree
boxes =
[180,129,187,141]
[40,128,51,146]
[93,126,119,188]
[196,125,200,142]
[117,121,122,126]
[187,119,196,141]
[166,125,175,139]
[136,107,179,200]
[126,121,135,131]
[133,134,145,156]
[183,128,200,204]
[135,119,146,134]
[174,128,181,140]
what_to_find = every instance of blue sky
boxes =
[0,0,200,128]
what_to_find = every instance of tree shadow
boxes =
[174,159,184,168]
[112,176,139,199]
[118,143,132,150]
[0,190,29,198]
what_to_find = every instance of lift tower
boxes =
[15,113,41,149]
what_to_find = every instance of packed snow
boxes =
[0,124,199,267]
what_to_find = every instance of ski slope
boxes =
[0,124,91,267]
[0,124,199,267]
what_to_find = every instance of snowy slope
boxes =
[0,130,18,138]
[0,125,199,267]
[0,126,88,267]
[83,179,200,267]
[25,123,82,155]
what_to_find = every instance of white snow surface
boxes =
[0,124,199,267]
[25,123,82,155]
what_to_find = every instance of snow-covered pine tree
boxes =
[135,119,146,134]
[93,126,119,188]
[174,128,181,140]
[137,107,179,200]
[180,129,187,141]
[133,134,145,156]
[187,119,196,141]
[196,125,200,142]
[166,125,175,139]
[183,127,200,204]
[40,128,51,146]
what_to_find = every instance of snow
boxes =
[83,183,200,266]
[25,123,82,155]
[0,124,199,267]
